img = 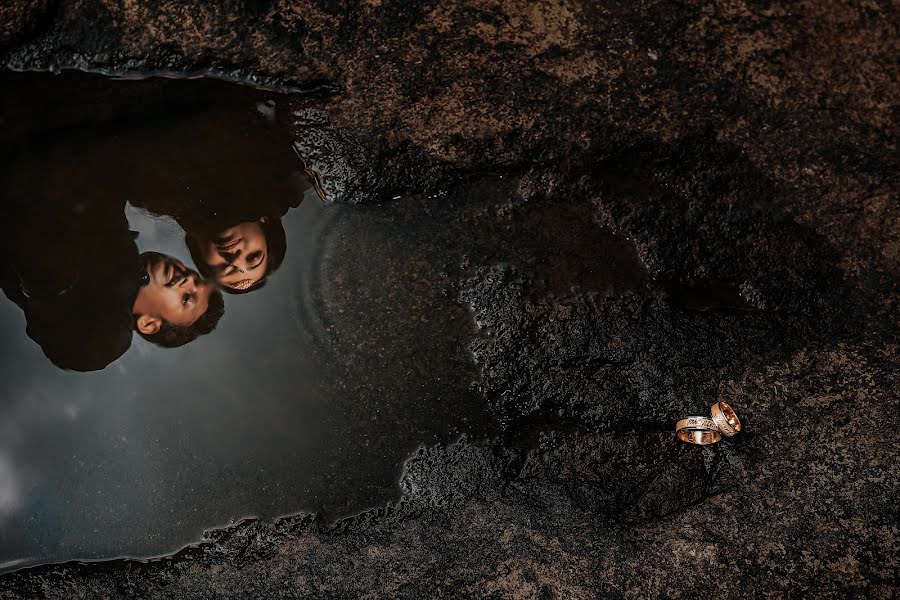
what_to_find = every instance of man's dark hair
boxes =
[186,217,287,295]
[135,288,226,347]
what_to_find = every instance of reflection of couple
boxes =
[132,180,300,344]
[131,252,222,347]
[0,105,306,370]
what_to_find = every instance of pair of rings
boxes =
[675,401,741,445]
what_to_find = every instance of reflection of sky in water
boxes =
[126,202,187,259]
[0,192,328,566]
[0,452,22,519]
[1,176,494,570]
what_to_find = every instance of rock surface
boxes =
[1,0,897,598]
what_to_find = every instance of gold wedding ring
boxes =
[710,401,741,437]
[675,416,722,445]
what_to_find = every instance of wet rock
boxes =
[0,0,52,51]
[290,108,376,204]
[584,141,846,316]
[399,439,510,510]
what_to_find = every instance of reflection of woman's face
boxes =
[200,220,268,291]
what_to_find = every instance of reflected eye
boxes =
[247,251,263,266]
[182,293,190,306]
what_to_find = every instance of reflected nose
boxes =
[220,249,240,262]
[219,250,247,273]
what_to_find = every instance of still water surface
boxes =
[0,71,646,571]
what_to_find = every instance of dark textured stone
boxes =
[0,0,897,598]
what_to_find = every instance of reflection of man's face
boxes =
[200,220,269,291]
[133,253,213,333]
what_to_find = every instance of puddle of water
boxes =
[0,71,647,572]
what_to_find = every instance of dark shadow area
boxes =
[448,141,865,525]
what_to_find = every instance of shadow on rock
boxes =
[459,138,856,522]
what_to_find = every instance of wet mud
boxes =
[0,0,898,598]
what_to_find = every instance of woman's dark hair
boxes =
[136,288,226,347]
[185,217,287,295]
